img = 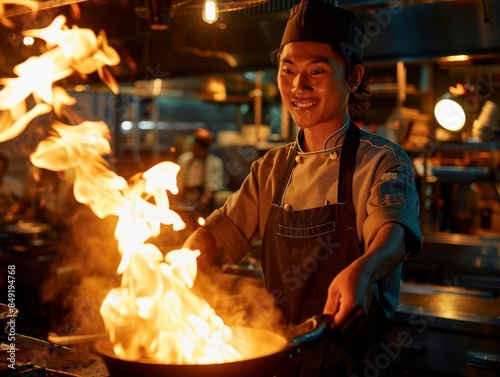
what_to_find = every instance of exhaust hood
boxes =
[0,0,499,82]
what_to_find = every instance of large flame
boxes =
[0,14,120,142]
[0,4,242,365]
[0,1,38,28]
[33,121,241,364]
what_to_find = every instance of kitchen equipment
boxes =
[388,282,500,376]
[0,220,54,248]
[96,313,333,377]
[0,334,109,377]
[2,221,51,234]
[48,332,107,346]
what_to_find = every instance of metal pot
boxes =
[0,220,53,248]
[96,314,333,377]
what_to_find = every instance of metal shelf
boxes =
[421,141,500,235]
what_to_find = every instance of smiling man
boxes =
[184,0,422,375]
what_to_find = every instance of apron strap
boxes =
[337,123,360,204]
[270,142,298,206]
[263,142,298,234]
[271,124,360,207]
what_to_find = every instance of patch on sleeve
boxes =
[381,172,398,181]
[380,172,406,206]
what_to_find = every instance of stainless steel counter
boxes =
[403,232,500,295]
[388,282,500,376]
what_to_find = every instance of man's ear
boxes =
[350,64,365,90]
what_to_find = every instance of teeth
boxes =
[294,102,315,108]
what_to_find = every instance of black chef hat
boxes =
[273,0,365,65]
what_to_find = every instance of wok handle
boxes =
[288,314,334,349]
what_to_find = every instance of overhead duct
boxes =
[0,0,499,80]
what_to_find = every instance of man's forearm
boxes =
[354,222,406,283]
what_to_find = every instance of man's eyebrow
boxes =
[280,57,332,65]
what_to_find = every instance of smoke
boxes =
[40,205,121,338]
[0,3,287,356]
[193,265,285,335]
[39,203,287,339]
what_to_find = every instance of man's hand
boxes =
[323,223,406,333]
[323,260,373,332]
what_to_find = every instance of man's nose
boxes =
[292,73,312,93]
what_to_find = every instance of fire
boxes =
[0,14,120,142]
[100,246,242,364]
[0,1,38,28]
[0,3,242,365]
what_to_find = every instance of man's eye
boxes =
[311,69,324,75]
[282,68,294,74]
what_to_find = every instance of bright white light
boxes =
[121,120,133,131]
[23,36,35,46]
[202,0,218,24]
[434,98,466,132]
[139,121,156,130]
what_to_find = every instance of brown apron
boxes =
[261,124,392,377]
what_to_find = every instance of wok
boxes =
[96,314,333,377]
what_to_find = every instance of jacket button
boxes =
[295,155,303,164]
[330,151,339,160]
[284,203,293,211]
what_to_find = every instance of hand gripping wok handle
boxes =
[289,314,334,349]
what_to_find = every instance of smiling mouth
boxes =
[293,101,316,108]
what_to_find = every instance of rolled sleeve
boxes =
[202,144,291,264]
[363,160,423,257]
[204,209,252,263]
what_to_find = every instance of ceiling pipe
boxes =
[146,0,170,29]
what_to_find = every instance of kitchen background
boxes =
[0,1,499,376]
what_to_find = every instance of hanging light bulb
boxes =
[202,0,219,24]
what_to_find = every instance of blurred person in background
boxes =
[183,0,422,375]
[6,166,79,228]
[176,128,226,218]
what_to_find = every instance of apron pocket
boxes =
[276,221,336,238]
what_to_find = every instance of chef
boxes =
[6,166,78,228]
[184,0,422,375]
[176,128,225,217]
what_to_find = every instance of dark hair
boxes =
[271,47,373,120]
[345,63,373,121]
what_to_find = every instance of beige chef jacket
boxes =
[204,123,422,316]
